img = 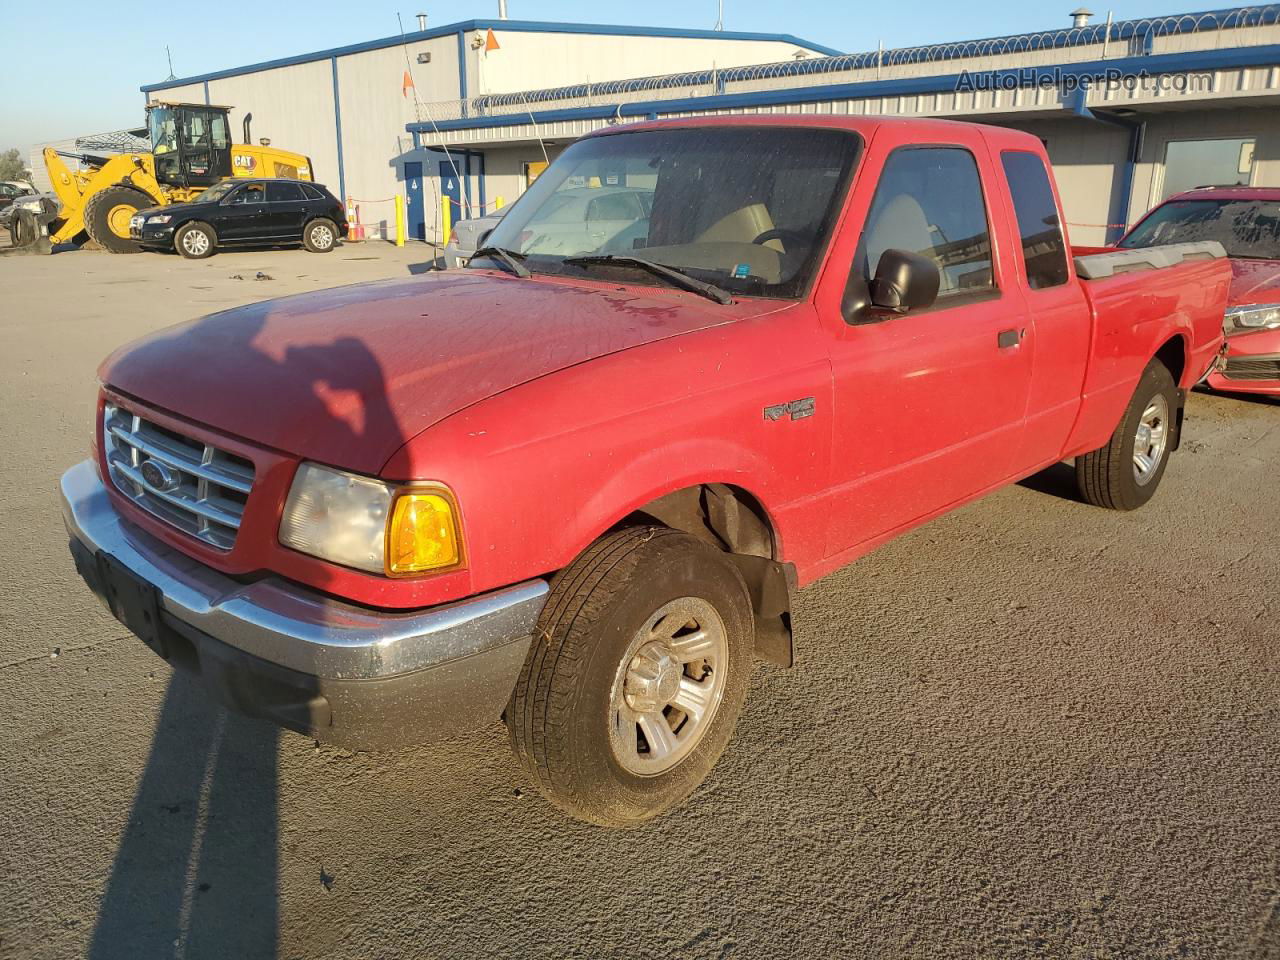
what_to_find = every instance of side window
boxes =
[1001,151,1070,289]
[301,184,326,201]
[861,147,995,299]
[266,181,304,203]
[230,183,265,204]
[210,114,230,150]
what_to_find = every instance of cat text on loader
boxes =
[38,102,314,253]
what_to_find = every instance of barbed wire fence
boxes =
[419,5,1280,123]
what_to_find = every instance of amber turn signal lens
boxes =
[387,492,462,574]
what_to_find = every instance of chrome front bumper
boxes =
[60,460,549,746]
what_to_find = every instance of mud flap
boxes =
[727,553,796,668]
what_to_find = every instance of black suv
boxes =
[130,179,348,258]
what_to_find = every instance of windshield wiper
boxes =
[562,255,733,305]
[469,246,531,278]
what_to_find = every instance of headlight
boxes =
[146,214,172,224]
[279,463,462,575]
[1225,304,1280,336]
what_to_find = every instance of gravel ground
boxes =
[1,244,1278,960]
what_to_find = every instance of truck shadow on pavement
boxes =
[1014,461,1084,503]
[88,656,280,959]
[87,292,413,959]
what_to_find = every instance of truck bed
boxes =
[1065,241,1232,457]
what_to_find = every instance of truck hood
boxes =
[101,271,773,474]
[1228,258,1280,306]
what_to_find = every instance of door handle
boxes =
[997,328,1024,349]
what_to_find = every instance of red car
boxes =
[1120,186,1280,397]
[60,116,1230,826]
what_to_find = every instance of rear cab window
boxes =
[1000,151,1070,289]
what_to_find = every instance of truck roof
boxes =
[587,113,1046,151]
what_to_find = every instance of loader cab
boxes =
[147,103,233,189]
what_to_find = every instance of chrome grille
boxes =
[102,404,255,549]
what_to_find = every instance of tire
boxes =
[82,185,151,254]
[303,218,338,253]
[1076,359,1179,510]
[507,526,755,827]
[174,222,216,259]
[10,209,36,248]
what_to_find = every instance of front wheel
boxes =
[1076,359,1179,510]
[507,526,755,827]
[303,218,338,253]
[174,222,216,259]
[82,185,150,254]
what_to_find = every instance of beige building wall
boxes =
[1128,105,1280,223]
[204,61,339,192]
[337,35,460,213]
[471,32,825,95]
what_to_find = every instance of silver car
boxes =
[443,210,505,268]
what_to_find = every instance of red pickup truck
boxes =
[61,116,1230,827]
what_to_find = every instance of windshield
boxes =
[148,107,179,155]
[193,180,239,203]
[481,126,861,298]
[1120,198,1280,260]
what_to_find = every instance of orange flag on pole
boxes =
[402,70,415,98]
[484,28,500,51]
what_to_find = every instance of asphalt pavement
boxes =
[1,243,1277,960]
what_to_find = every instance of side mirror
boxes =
[841,248,941,325]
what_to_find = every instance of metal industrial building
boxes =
[140,6,1280,246]
[138,19,837,235]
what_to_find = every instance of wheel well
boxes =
[626,483,775,559]
[1154,335,1187,386]
[625,484,795,668]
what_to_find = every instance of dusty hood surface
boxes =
[1228,258,1280,306]
[102,270,769,474]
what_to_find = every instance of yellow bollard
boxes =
[394,194,406,247]
[441,196,452,246]
[494,196,504,210]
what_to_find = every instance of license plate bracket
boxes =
[97,552,166,660]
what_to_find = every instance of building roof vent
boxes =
[1070,7,1093,27]
[416,12,427,31]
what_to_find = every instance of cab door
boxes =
[264,181,308,238]
[214,182,268,242]
[817,131,1035,556]
[992,148,1091,473]
[177,107,232,187]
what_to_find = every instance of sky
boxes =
[0,0,1200,155]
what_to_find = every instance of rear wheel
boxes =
[303,218,338,253]
[174,222,216,259]
[83,185,151,254]
[1076,359,1179,510]
[507,526,755,827]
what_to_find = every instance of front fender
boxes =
[381,311,832,599]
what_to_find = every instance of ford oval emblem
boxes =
[140,459,178,492]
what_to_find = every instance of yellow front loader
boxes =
[34,102,314,253]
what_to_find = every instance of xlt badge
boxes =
[764,397,815,422]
